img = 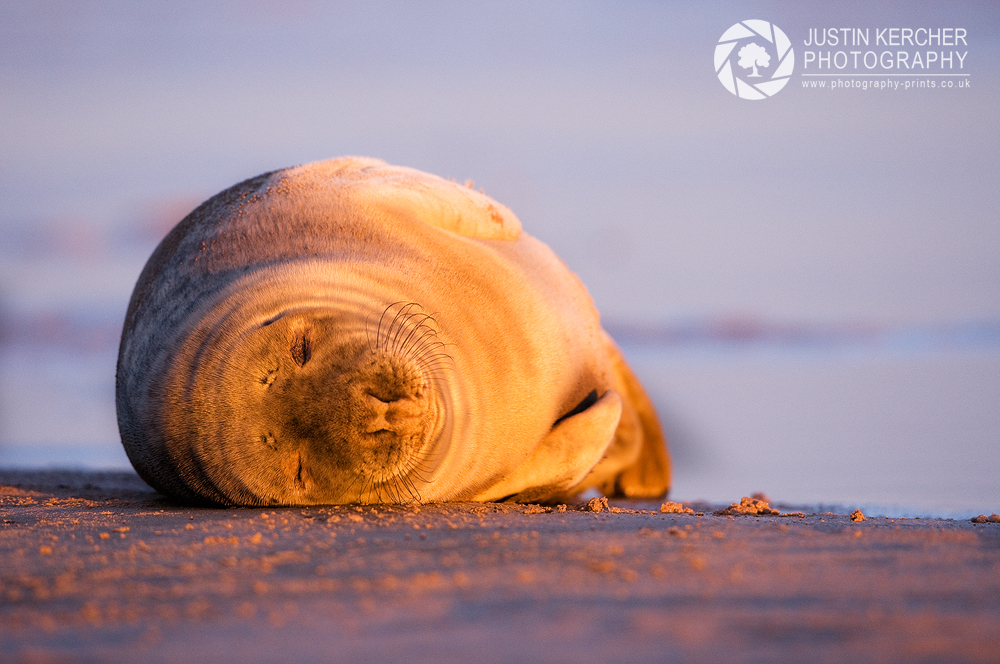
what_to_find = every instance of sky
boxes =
[1,1,997,514]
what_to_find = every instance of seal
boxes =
[116,157,671,506]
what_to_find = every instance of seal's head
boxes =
[149,295,449,506]
[252,303,448,504]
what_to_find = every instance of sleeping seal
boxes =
[116,158,670,505]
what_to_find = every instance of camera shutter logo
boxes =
[715,20,794,100]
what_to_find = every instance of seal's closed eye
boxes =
[290,331,311,367]
[553,389,599,428]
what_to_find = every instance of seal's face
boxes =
[200,303,446,505]
[261,324,436,503]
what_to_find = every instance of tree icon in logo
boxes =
[715,20,794,100]
[738,43,770,77]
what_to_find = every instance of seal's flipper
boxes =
[485,390,623,503]
[572,332,671,499]
[605,332,672,498]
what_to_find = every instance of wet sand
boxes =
[1,470,998,663]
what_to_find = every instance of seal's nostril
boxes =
[363,389,425,435]
[387,398,423,420]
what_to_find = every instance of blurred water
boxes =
[623,342,1000,517]
[1,1,998,516]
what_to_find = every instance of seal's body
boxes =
[116,158,670,506]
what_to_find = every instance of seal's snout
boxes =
[363,393,426,435]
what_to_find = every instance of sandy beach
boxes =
[1,470,998,663]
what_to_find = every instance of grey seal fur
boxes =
[116,157,670,505]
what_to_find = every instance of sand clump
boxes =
[659,501,694,514]
[714,497,780,517]
[585,497,610,513]
[971,513,1000,523]
[584,497,659,515]
[850,509,866,522]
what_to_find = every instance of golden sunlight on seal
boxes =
[116,158,671,506]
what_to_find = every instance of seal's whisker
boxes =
[410,449,440,468]
[408,336,450,357]
[332,471,361,504]
[399,474,422,503]
[410,455,442,470]
[420,376,451,390]
[400,326,440,362]
[382,476,397,504]
[391,460,420,499]
[350,479,364,506]
[376,302,405,354]
[365,473,379,505]
[411,348,455,374]
[388,470,414,505]
[419,357,451,371]
[407,466,432,485]
[386,303,422,353]
[417,353,455,368]
[418,364,455,379]
[418,366,454,384]
[421,368,450,378]
[356,474,369,505]
[364,311,375,355]
[393,475,413,502]
[406,449,440,480]
[395,476,414,504]
[416,441,445,458]
[406,342,452,373]
[375,468,394,503]
[409,347,441,367]
[408,333,446,352]
[379,301,414,353]
[420,356,455,368]
[396,314,436,356]
[389,308,428,356]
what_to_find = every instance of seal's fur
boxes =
[116,158,670,505]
